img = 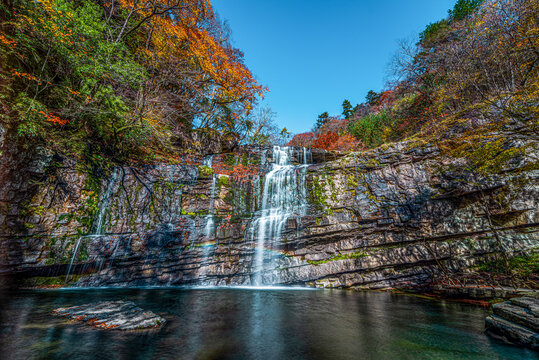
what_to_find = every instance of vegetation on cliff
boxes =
[289,0,538,174]
[0,0,269,163]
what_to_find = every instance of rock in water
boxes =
[52,301,166,330]
[485,296,539,349]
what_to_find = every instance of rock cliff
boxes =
[0,136,537,289]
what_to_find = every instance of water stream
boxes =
[202,155,217,239]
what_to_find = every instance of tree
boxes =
[314,111,329,130]
[448,0,483,21]
[279,127,291,145]
[312,131,339,150]
[1,0,266,162]
[243,106,280,145]
[287,132,314,148]
[342,99,353,119]
[365,90,381,106]
[387,38,422,87]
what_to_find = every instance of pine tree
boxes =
[314,112,330,130]
[342,99,353,119]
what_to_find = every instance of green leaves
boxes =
[348,111,394,148]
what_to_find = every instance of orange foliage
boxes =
[0,33,16,49]
[230,163,260,180]
[31,109,68,125]
[10,69,43,84]
[327,133,362,152]
[118,0,265,109]
[312,131,339,150]
[379,90,393,105]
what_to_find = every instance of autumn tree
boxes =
[287,132,314,148]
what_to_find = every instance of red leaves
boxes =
[0,34,16,49]
[327,133,362,152]
[230,163,259,180]
[312,131,339,150]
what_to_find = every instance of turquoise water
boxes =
[0,288,535,359]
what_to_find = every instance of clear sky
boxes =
[211,0,456,134]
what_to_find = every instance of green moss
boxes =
[307,249,369,265]
[22,274,84,287]
[198,165,214,177]
[241,153,249,166]
[346,173,358,189]
[307,176,335,216]
[476,250,538,278]
[218,175,230,188]
[224,154,237,166]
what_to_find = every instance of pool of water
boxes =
[0,287,535,359]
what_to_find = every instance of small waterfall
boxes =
[203,156,217,238]
[200,156,217,281]
[66,168,119,284]
[65,236,82,283]
[94,168,118,235]
[249,146,311,286]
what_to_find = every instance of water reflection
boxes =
[0,288,535,360]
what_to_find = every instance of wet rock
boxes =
[485,296,539,349]
[52,301,166,330]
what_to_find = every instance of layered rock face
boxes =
[0,139,537,289]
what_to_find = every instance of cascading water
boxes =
[94,168,119,235]
[65,168,119,284]
[200,156,218,281]
[202,156,217,239]
[249,146,311,286]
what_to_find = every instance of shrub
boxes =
[312,131,339,150]
[327,133,362,152]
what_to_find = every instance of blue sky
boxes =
[211,0,456,134]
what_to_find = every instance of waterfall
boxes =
[249,146,311,286]
[203,156,217,238]
[202,155,217,239]
[65,236,82,283]
[94,168,119,235]
[200,156,217,281]
[65,168,119,284]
